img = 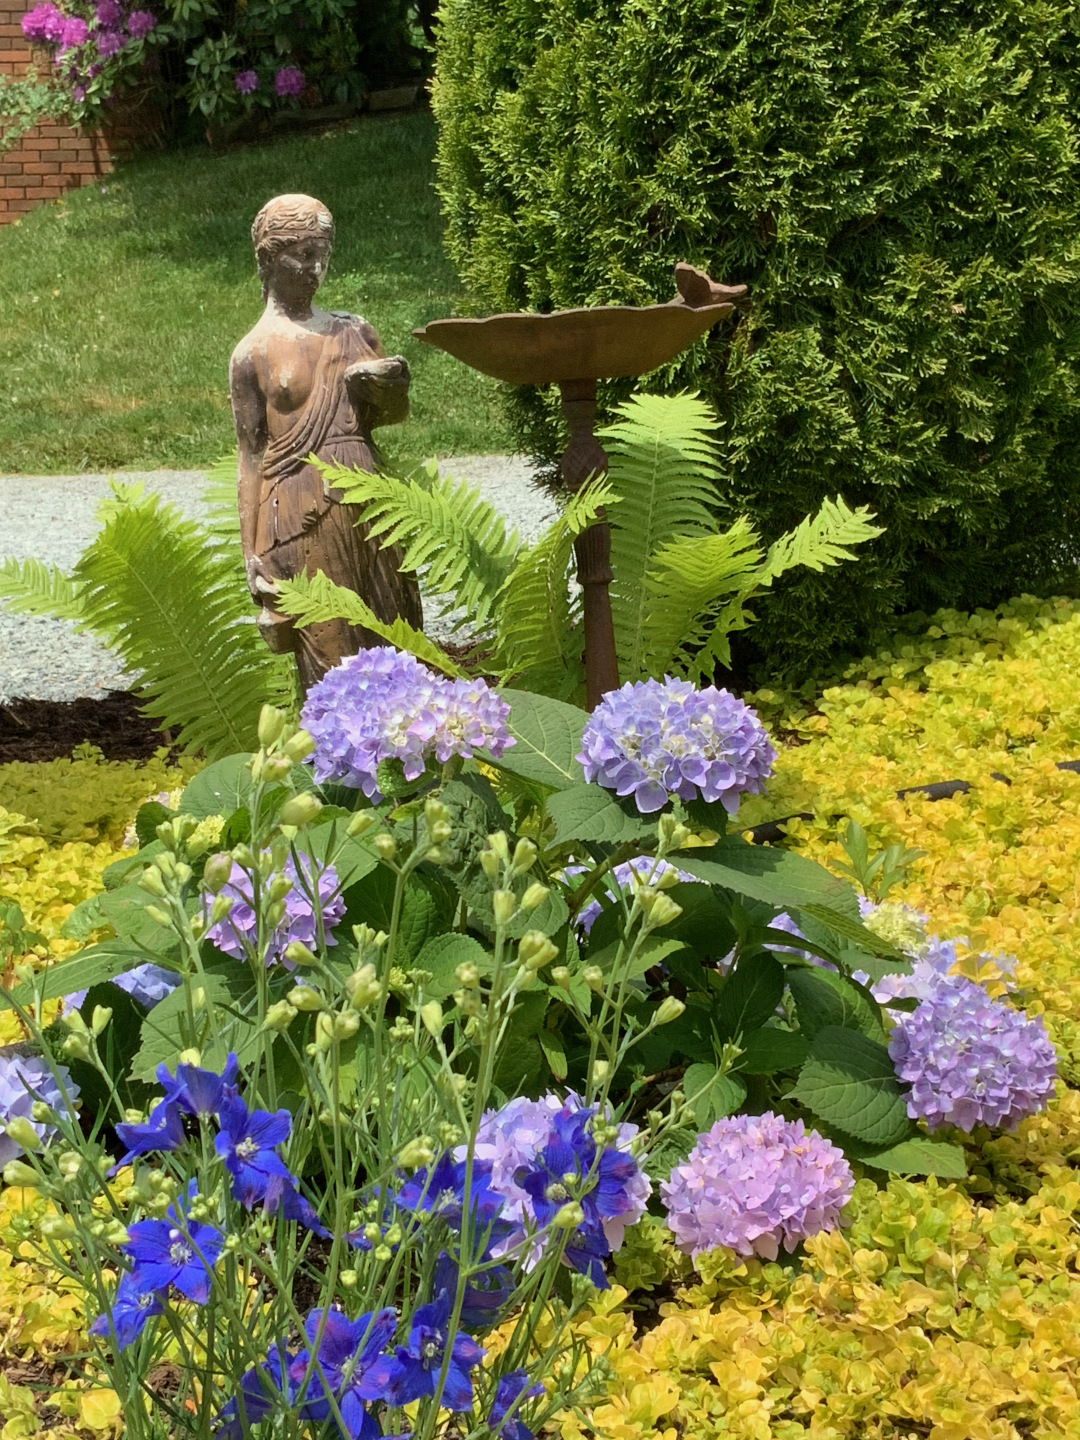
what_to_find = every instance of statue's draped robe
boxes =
[255,315,422,692]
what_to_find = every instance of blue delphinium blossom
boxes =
[157,1052,239,1118]
[112,1098,185,1172]
[517,1107,645,1288]
[383,1292,484,1410]
[215,1342,292,1440]
[301,646,514,801]
[215,1092,294,1208]
[65,962,180,1014]
[433,1253,514,1332]
[489,1369,545,1440]
[396,1153,505,1230]
[577,675,775,814]
[89,1273,164,1351]
[268,1180,331,1237]
[889,972,1058,1132]
[122,1188,223,1304]
[292,1308,397,1440]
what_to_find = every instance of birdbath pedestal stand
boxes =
[414,265,746,709]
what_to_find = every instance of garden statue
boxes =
[230,192,422,693]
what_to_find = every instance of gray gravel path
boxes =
[0,456,552,703]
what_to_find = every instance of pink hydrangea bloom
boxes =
[661,1111,854,1262]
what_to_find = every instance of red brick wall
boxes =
[0,0,115,223]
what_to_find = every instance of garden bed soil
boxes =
[0,692,168,765]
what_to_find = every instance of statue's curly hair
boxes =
[251,193,334,299]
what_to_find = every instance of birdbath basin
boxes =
[414,265,747,707]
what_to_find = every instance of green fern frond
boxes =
[275,570,465,678]
[599,392,723,678]
[759,496,883,583]
[314,460,521,628]
[201,451,243,548]
[0,557,86,623]
[493,479,614,702]
[641,520,765,679]
[74,484,289,758]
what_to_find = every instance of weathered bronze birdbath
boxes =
[414,265,747,709]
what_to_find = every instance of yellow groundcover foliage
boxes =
[6,596,1080,1437]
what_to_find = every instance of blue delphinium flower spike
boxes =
[489,1369,544,1440]
[292,1307,397,1440]
[157,1052,239,1118]
[122,1188,223,1304]
[383,1293,484,1410]
[215,1092,294,1208]
[89,1273,164,1350]
[112,1098,184,1172]
[267,1180,331,1237]
[433,1253,513,1331]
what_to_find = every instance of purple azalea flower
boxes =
[95,0,122,23]
[234,67,258,93]
[112,1098,184,1172]
[65,961,179,1013]
[157,1052,239,1118]
[215,1342,292,1440]
[125,8,156,37]
[94,27,124,55]
[0,1053,79,1166]
[274,64,305,98]
[383,1292,484,1410]
[89,1272,164,1350]
[291,1308,397,1439]
[661,1112,854,1262]
[58,14,88,47]
[21,2,64,42]
[214,1092,294,1208]
[889,973,1057,1132]
[71,81,86,99]
[205,853,346,966]
[122,1189,223,1304]
[301,647,513,801]
[577,676,775,814]
[489,1369,545,1440]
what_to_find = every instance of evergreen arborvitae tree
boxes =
[432,0,1080,680]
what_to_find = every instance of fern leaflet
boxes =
[0,558,86,623]
[275,571,465,678]
[759,496,883,584]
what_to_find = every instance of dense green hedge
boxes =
[432,0,1080,679]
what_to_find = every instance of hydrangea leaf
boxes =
[682,1062,747,1129]
[0,940,178,1011]
[716,952,785,1041]
[790,1025,913,1147]
[177,754,253,819]
[484,691,587,792]
[545,784,656,844]
[679,840,859,916]
[788,967,886,1044]
[848,1136,968,1178]
[129,970,257,1084]
[735,1027,810,1075]
[798,903,908,962]
[412,933,493,1000]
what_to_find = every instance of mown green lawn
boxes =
[0,110,511,473]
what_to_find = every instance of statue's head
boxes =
[251,193,335,304]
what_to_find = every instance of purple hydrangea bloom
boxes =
[21,2,64,42]
[274,64,305,98]
[889,974,1057,1133]
[234,67,258,94]
[0,1053,79,1166]
[206,853,345,965]
[58,15,88,48]
[94,27,123,55]
[576,855,699,934]
[577,676,775,815]
[301,647,514,801]
[65,961,179,1014]
[661,1111,854,1262]
[125,8,155,37]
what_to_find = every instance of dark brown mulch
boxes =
[0,691,170,766]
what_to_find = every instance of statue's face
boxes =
[267,232,331,307]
